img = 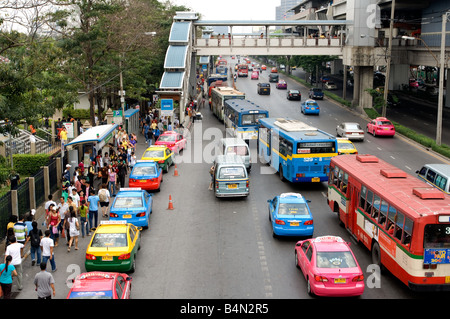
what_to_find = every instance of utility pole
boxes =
[382,0,395,118]
[119,57,125,131]
[436,12,449,146]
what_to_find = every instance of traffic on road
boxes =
[12,55,450,301]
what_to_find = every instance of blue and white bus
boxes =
[258,118,337,183]
[224,99,269,141]
[211,87,245,122]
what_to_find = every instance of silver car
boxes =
[336,122,365,141]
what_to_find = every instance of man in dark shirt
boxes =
[9,170,20,190]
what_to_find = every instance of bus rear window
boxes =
[424,224,450,248]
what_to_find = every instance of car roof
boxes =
[134,160,157,166]
[116,188,145,197]
[310,236,350,252]
[95,221,129,233]
[278,192,307,203]
[71,272,118,292]
[145,145,167,151]
[160,131,178,135]
[337,138,353,144]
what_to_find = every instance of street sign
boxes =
[160,98,174,116]
[113,110,123,124]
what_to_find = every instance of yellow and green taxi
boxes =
[336,138,358,155]
[85,221,141,273]
[141,145,174,173]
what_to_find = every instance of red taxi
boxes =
[251,71,259,80]
[271,67,278,73]
[294,236,364,297]
[366,117,395,137]
[66,272,132,299]
[155,131,186,153]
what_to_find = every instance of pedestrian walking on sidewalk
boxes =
[67,210,79,252]
[34,262,55,299]
[41,230,56,272]
[0,255,17,299]
[4,237,24,290]
[27,221,43,266]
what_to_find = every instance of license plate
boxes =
[311,108,315,110]
[290,222,299,226]
[123,214,132,218]
[312,177,320,182]
[446,276,450,284]
[140,179,147,183]
[228,184,237,189]
[384,128,389,130]
[334,278,346,284]
[102,256,113,261]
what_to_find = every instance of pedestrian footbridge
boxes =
[157,12,350,122]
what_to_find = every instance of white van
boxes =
[214,155,249,198]
[219,138,251,171]
[416,164,450,194]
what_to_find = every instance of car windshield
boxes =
[278,203,309,215]
[158,135,176,142]
[91,233,127,248]
[260,83,270,87]
[377,121,392,126]
[316,251,357,268]
[113,197,143,208]
[290,90,299,94]
[218,167,246,179]
[327,82,335,85]
[68,291,114,299]
[345,123,362,130]
[313,88,322,92]
[132,166,156,176]
[143,150,164,158]
[306,102,317,106]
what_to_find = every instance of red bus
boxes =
[237,64,248,77]
[327,154,450,291]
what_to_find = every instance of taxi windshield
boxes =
[143,150,164,158]
[316,251,357,268]
[377,121,392,126]
[278,203,309,215]
[91,233,127,248]
[132,166,156,176]
[158,135,176,142]
[218,167,246,179]
[113,197,143,208]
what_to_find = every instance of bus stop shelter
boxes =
[64,124,118,176]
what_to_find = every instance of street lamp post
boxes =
[436,12,449,146]
[382,0,396,118]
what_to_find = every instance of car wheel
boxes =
[372,242,383,270]
[279,165,286,182]
[129,256,136,273]
[307,277,314,296]
[295,251,300,269]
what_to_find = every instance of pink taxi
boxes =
[294,235,364,297]
[366,117,395,137]
[155,131,186,153]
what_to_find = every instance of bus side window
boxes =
[394,211,405,241]
[328,166,334,185]
[379,200,388,226]
[371,195,381,220]
[359,185,367,210]
[365,190,374,215]
[402,217,413,247]
[387,206,397,233]
[333,166,339,186]
[418,166,427,177]
[341,173,348,194]
[337,169,343,189]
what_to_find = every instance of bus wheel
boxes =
[372,242,383,270]
[279,165,286,182]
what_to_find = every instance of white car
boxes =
[336,122,365,141]
[325,81,337,90]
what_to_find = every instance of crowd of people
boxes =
[0,106,188,299]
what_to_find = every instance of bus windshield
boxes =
[424,224,450,248]
[241,113,267,125]
[297,142,335,154]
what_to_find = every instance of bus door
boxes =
[347,184,359,233]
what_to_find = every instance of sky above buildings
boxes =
[168,0,278,20]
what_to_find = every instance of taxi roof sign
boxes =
[313,236,345,243]
[119,188,142,191]
[100,220,127,225]
[280,193,303,199]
